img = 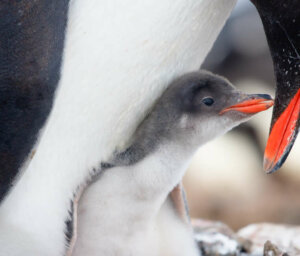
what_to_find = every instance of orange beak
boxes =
[220,94,274,115]
[264,89,300,173]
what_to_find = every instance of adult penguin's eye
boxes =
[202,97,214,106]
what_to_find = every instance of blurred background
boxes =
[183,0,300,231]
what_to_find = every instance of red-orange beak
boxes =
[264,89,300,173]
[220,94,274,115]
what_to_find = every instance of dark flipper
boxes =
[0,1,70,201]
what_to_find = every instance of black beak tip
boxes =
[264,136,296,174]
[255,94,273,100]
[265,164,280,174]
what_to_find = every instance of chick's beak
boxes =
[219,94,274,115]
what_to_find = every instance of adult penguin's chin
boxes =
[250,0,300,174]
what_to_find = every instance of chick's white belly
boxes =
[73,164,198,256]
[73,165,162,256]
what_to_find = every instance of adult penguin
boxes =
[0,1,237,255]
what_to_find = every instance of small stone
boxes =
[192,219,248,255]
[263,241,289,256]
[238,223,300,255]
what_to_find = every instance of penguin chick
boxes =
[72,70,273,256]
[111,70,273,168]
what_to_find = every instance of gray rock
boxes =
[238,223,300,255]
[263,241,289,256]
[193,221,300,256]
[192,219,252,256]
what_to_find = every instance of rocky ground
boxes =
[193,220,300,256]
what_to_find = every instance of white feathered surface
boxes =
[0,1,236,255]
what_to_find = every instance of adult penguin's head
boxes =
[250,0,300,173]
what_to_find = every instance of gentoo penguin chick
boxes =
[71,70,273,256]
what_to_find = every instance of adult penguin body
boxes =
[0,1,236,255]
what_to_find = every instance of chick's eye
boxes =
[202,97,214,106]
